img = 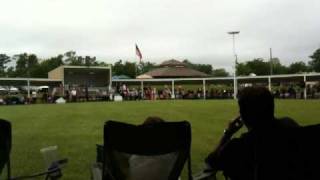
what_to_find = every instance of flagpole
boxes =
[135,46,138,79]
[135,43,143,99]
[135,44,142,78]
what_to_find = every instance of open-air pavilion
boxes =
[112,73,320,100]
[0,65,112,99]
[0,77,62,98]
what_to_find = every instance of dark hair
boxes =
[238,87,274,128]
[143,116,165,125]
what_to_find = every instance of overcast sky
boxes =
[1,0,319,71]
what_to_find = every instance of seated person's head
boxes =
[238,87,274,129]
[143,116,165,125]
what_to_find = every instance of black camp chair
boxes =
[291,124,320,180]
[0,119,67,180]
[0,119,11,180]
[221,124,320,180]
[99,120,192,180]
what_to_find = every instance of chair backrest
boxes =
[103,120,192,180]
[252,124,320,180]
[294,124,320,180]
[0,119,11,178]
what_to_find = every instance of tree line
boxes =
[0,48,320,78]
[236,49,320,76]
[0,51,107,78]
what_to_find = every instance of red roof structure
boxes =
[137,59,208,79]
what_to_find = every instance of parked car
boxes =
[4,95,26,105]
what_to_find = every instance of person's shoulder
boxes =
[276,117,300,128]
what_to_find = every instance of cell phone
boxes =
[234,116,243,127]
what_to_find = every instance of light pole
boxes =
[269,48,273,75]
[228,31,240,99]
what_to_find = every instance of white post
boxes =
[141,81,144,99]
[228,31,240,100]
[171,80,175,99]
[304,75,307,100]
[62,81,65,96]
[203,79,206,100]
[233,35,238,100]
[27,79,30,100]
[109,67,112,91]
[268,76,272,91]
[234,75,237,99]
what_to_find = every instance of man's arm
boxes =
[205,117,243,170]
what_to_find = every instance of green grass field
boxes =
[1,100,320,179]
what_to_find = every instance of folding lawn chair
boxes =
[92,120,192,180]
[0,119,68,180]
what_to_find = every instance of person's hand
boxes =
[224,116,243,136]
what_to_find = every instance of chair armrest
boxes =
[10,158,68,180]
[91,162,102,180]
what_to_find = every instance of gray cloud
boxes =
[0,0,319,70]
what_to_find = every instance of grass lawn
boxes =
[1,100,320,179]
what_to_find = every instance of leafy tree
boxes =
[63,51,99,66]
[271,58,288,75]
[84,56,98,66]
[237,62,251,76]
[98,61,109,67]
[212,68,229,77]
[34,55,64,78]
[112,60,125,76]
[195,64,213,74]
[182,59,213,74]
[14,53,39,77]
[0,54,10,77]
[64,51,77,65]
[309,48,320,72]
[138,61,156,74]
[112,60,137,78]
[236,58,289,76]
[123,61,137,78]
[288,61,309,74]
[6,67,15,77]
[246,58,270,75]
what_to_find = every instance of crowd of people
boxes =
[116,83,234,100]
[115,83,320,101]
[1,83,320,105]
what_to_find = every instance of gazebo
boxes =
[138,59,208,78]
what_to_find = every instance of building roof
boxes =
[49,65,111,73]
[48,65,112,81]
[61,65,111,69]
[0,77,62,86]
[143,66,208,78]
[136,74,153,79]
[159,59,187,67]
[138,59,208,78]
[112,75,131,80]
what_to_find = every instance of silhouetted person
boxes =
[85,86,89,101]
[198,87,300,180]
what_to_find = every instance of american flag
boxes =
[135,44,142,62]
